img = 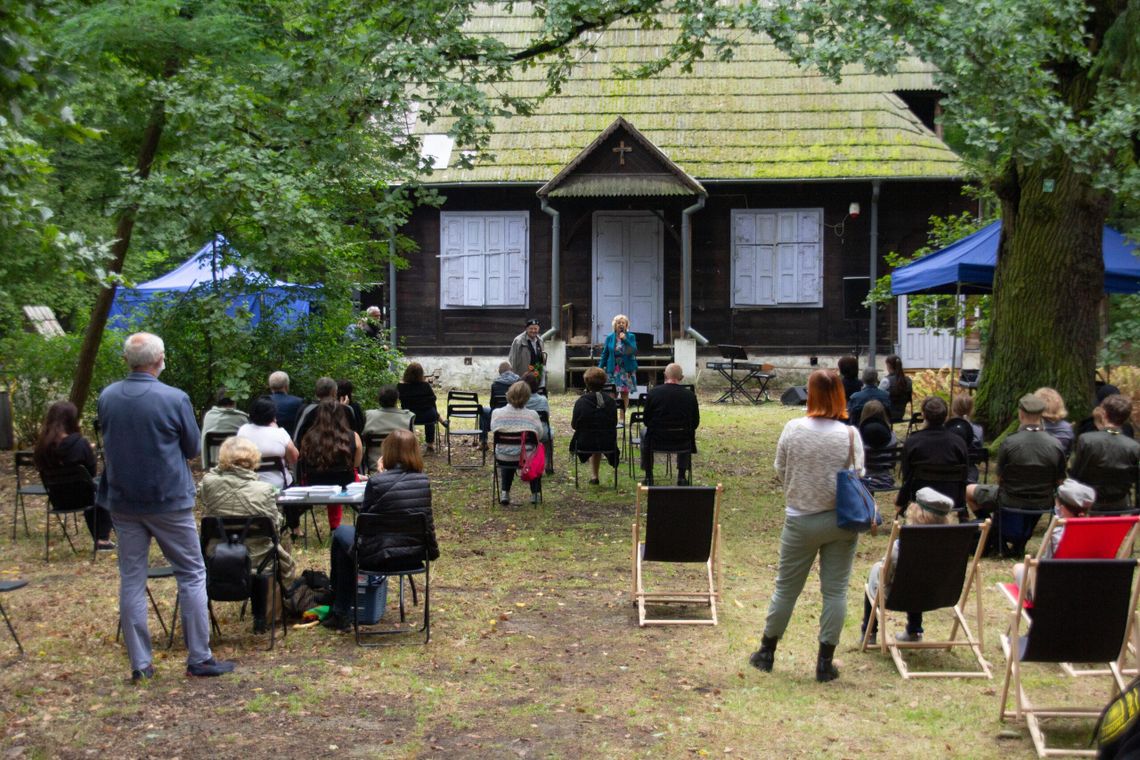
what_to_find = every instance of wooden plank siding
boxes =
[395,180,970,354]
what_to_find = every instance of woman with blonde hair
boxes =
[199,436,296,633]
[751,369,864,682]
[860,488,954,645]
[1034,387,1074,457]
[598,314,638,413]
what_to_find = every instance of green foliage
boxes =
[1101,293,1140,368]
[1,329,123,446]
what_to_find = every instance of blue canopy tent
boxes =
[890,221,1140,390]
[109,235,311,329]
[891,221,1140,296]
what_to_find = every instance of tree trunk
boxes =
[974,157,1109,435]
[68,91,169,412]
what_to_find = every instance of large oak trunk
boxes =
[975,158,1108,434]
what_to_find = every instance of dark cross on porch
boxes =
[612,140,633,167]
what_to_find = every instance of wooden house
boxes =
[392,9,970,388]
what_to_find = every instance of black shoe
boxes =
[677,476,690,486]
[816,643,839,682]
[588,478,600,486]
[186,657,236,677]
[749,635,778,672]
[253,617,268,635]
[131,665,155,683]
[320,611,352,633]
[96,540,116,552]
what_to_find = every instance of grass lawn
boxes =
[0,393,1118,758]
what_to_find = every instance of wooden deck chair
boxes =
[860,519,992,679]
[631,484,722,627]
[999,558,1140,758]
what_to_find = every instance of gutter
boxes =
[540,199,560,339]
[681,195,709,345]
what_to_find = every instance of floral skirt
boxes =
[610,369,637,392]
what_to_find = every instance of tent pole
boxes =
[868,180,881,369]
[949,283,960,401]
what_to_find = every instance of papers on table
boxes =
[276,482,366,501]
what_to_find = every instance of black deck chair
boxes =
[361,433,388,476]
[200,515,288,650]
[861,520,992,679]
[352,512,431,646]
[632,485,722,626]
[999,558,1140,758]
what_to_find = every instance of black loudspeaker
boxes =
[781,386,808,406]
[842,276,870,321]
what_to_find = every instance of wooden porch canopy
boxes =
[536,117,708,340]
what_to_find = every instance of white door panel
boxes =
[592,212,663,343]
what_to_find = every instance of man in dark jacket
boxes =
[268,370,304,433]
[847,368,890,424]
[642,363,700,486]
[1070,394,1140,509]
[896,396,969,514]
[99,332,235,680]
[570,367,619,484]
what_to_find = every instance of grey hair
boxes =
[268,371,289,391]
[314,376,337,398]
[124,332,164,370]
[664,363,683,381]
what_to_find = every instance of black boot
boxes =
[816,642,838,682]
[749,635,778,672]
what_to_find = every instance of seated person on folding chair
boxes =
[398,363,441,454]
[641,363,700,486]
[857,400,897,490]
[570,367,619,485]
[490,381,545,506]
[1070,394,1140,511]
[363,386,416,465]
[1011,478,1097,593]
[846,368,889,425]
[1075,384,1136,441]
[237,396,298,491]
[297,399,363,535]
[199,436,296,634]
[861,488,955,645]
[897,396,968,515]
[323,430,439,632]
[34,400,114,551]
[522,371,555,474]
[948,394,985,483]
[200,387,248,468]
[966,393,1066,550]
[481,362,520,445]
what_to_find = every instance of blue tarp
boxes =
[109,235,311,328]
[891,221,1140,296]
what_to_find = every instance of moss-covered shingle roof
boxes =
[418,6,962,184]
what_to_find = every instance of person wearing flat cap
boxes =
[508,319,545,383]
[1012,478,1098,594]
[966,393,1067,555]
[861,487,956,645]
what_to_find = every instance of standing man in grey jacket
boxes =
[97,332,235,681]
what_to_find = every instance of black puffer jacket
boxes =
[358,465,440,569]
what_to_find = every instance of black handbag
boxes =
[836,427,881,533]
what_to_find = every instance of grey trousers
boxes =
[112,509,213,671]
[762,510,859,646]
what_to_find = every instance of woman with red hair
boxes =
[749,369,865,683]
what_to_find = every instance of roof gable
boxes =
[417,6,962,184]
[538,117,706,198]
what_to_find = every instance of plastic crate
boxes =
[354,574,388,625]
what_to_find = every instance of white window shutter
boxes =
[504,214,527,305]
[757,245,776,304]
[441,217,466,307]
[439,211,529,309]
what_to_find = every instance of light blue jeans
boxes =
[112,509,213,671]
[762,510,859,645]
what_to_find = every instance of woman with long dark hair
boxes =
[34,400,114,550]
[398,362,440,452]
[750,370,864,682]
[323,429,440,632]
[879,354,913,422]
[298,399,363,533]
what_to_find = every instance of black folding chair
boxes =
[352,512,431,645]
[999,559,1140,758]
[861,520,992,679]
[115,566,179,650]
[632,485,722,626]
[39,464,98,562]
[200,515,288,650]
[572,423,620,489]
[0,580,28,655]
[491,430,541,506]
[993,463,1060,557]
[537,410,554,475]
[644,425,695,484]
[626,411,645,478]
[361,433,388,475]
[256,455,291,485]
[864,444,903,498]
[446,400,486,467]
[202,430,231,470]
[12,451,42,539]
[968,447,990,484]
[902,462,969,520]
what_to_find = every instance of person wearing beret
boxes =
[508,319,545,384]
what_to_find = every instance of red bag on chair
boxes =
[519,441,546,482]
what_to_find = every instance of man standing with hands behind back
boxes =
[98,332,235,682]
[508,318,544,383]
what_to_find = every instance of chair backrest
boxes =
[203,431,232,470]
[447,402,482,422]
[1020,559,1137,663]
[200,514,279,546]
[353,512,430,573]
[492,430,539,451]
[864,445,903,478]
[15,450,36,487]
[651,426,693,454]
[641,486,719,563]
[628,411,644,437]
[1000,463,1060,505]
[908,462,969,509]
[39,465,96,512]
[601,383,618,398]
[490,393,508,411]
[256,455,289,480]
[305,468,356,488]
[885,523,982,613]
[447,390,479,404]
[1051,516,1140,559]
[361,433,388,471]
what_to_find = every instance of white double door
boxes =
[592,211,664,343]
[898,295,962,369]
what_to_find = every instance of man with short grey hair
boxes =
[846,368,890,423]
[98,332,234,681]
[268,370,303,433]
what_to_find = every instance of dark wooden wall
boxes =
[395,180,970,354]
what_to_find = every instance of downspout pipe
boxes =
[388,222,397,344]
[682,195,709,345]
[868,179,881,368]
[540,198,560,340]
